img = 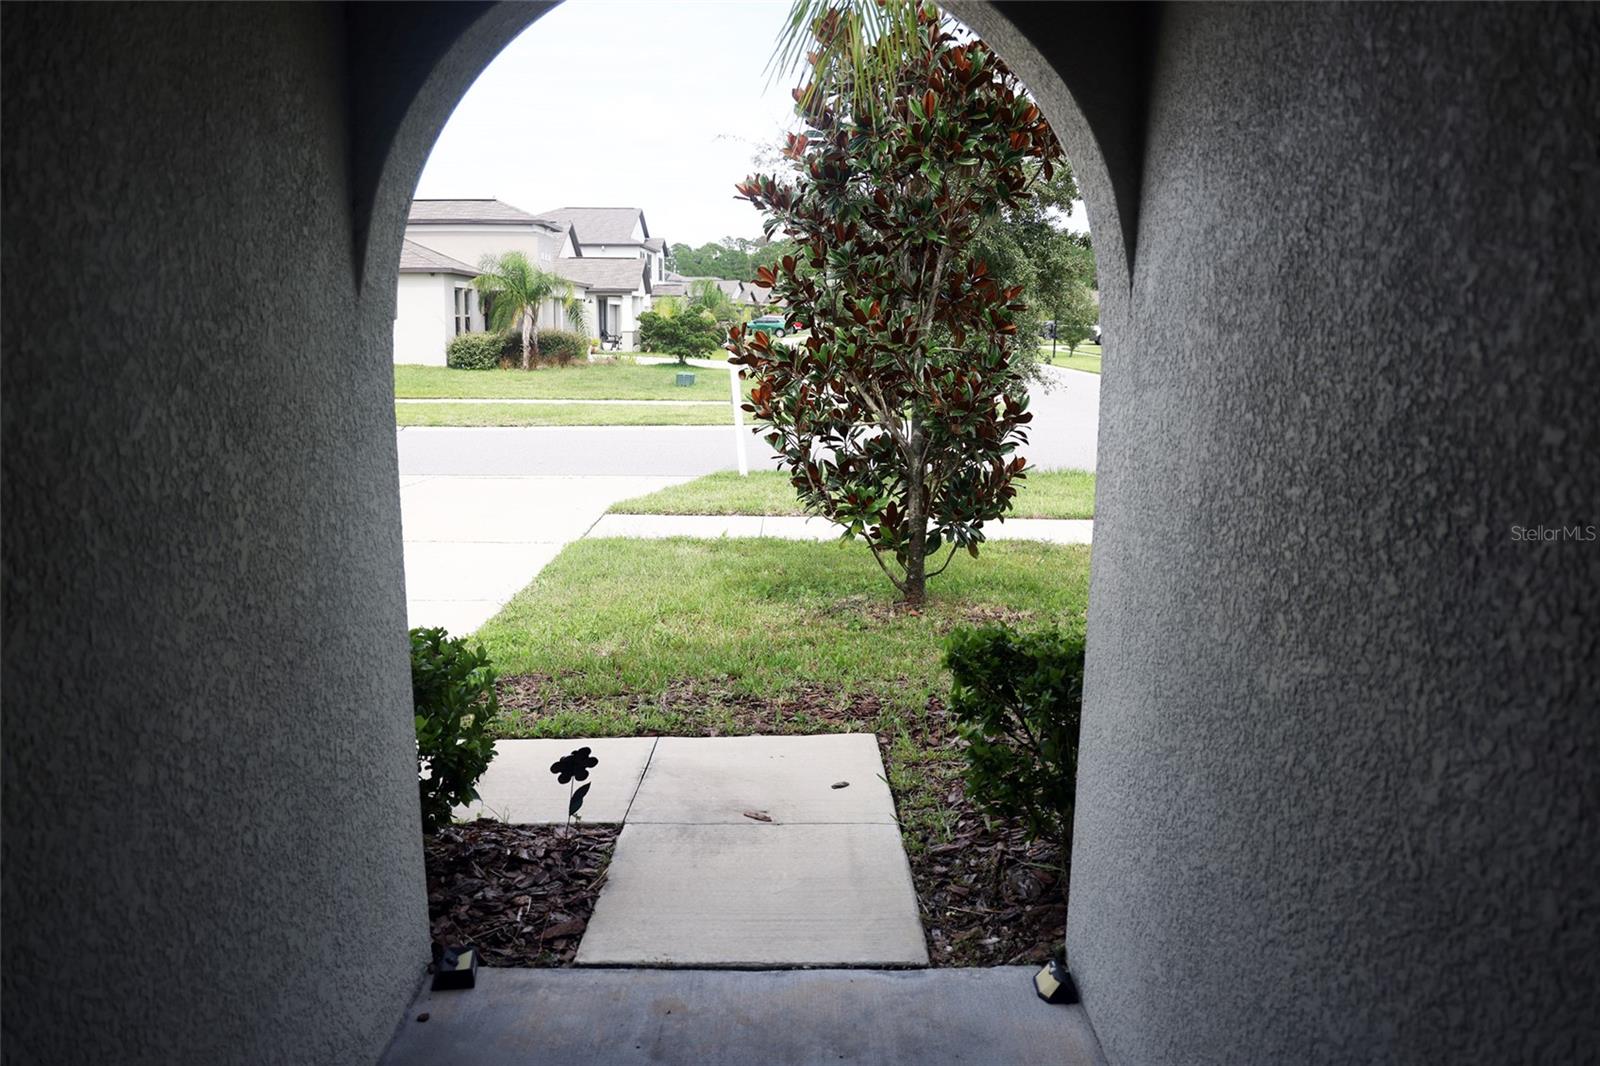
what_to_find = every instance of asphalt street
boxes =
[396,366,1099,476]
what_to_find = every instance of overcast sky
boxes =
[415,0,1088,248]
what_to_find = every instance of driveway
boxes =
[400,474,686,634]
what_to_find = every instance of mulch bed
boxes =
[807,595,1040,633]
[425,821,618,967]
[912,806,1067,968]
[491,674,1068,969]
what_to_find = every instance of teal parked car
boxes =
[747,313,805,338]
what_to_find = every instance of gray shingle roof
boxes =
[677,275,744,299]
[554,257,651,294]
[409,199,554,227]
[533,207,650,245]
[740,283,773,305]
[397,239,479,275]
[642,237,666,253]
[652,280,690,298]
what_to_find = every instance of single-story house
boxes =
[738,282,774,308]
[394,239,492,363]
[667,274,743,303]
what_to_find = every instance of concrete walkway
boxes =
[461,734,928,968]
[592,512,1094,545]
[381,967,1107,1066]
[400,475,686,634]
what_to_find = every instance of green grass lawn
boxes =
[395,403,732,427]
[477,535,1090,850]
[1038,343,1101,375]
[608,468,1096,518]
[395,361,746,402]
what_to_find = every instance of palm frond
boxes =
[564,294,587,333]
[767,0,924,123]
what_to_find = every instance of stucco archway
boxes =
[6,4,1595,1064]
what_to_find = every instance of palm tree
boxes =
[473,251,584,370]
[768,0,925,124]
[687,278,739,325]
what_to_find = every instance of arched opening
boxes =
[374,1,1117,1049]
[11,4,1590,1063]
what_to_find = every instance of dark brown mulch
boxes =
[490,675,1068,969]
[425,821,618,967]
[807,595,1038,633]
[912,804,1068,968]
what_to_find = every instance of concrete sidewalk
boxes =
[591,512,1094,545]
[400,475,687,634]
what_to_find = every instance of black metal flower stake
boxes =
[549,746,600,834]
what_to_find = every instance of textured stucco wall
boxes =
[5,2,1597,1063]
[0,5,438,1062]
[972,4,1599,1064]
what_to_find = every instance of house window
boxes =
[453,287,472,335]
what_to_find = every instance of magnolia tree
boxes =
[727,5,1063,605]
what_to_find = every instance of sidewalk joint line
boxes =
[620,737,660,825]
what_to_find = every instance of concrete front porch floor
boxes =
[381,966,1106,1066]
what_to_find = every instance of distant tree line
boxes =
[673,173,1096,364]
[667,237,803,282]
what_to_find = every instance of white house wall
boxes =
[392,273,460,364]
[405,224,554,269]
[536,285,590,333]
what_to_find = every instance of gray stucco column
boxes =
[961,4,1600,1063]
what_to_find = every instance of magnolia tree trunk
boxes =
[902,431,929,607]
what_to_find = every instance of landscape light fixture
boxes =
[1032,952,1079,1006]
[431,944,479,991]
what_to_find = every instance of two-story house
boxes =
[392,198,660,364]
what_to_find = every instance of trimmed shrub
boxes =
[412,626,499,834]
[498,328,588,367]
[945,625,1084,856]
[445,330,505,371]
[535,329,588,366]
[639,309,724,365]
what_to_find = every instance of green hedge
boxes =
[537,329,588,366]
[499,328,588,368]
[445,330,503,371]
